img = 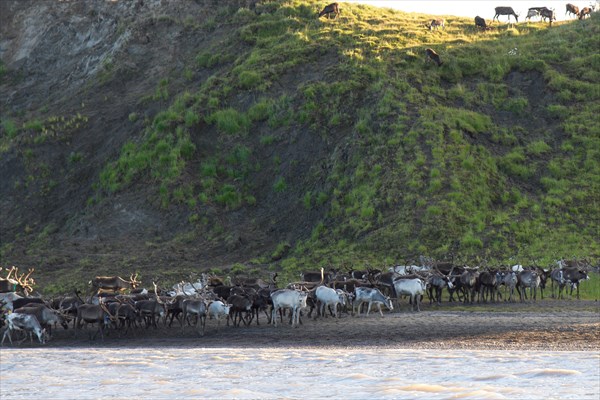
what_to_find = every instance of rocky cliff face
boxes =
[1,1,279,286]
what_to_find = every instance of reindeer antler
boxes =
[14,267,35,294]
[4,266,16,281]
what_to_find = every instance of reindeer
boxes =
[318,3,339,19]
[90,274,140,295]
[74,302,116,340]
[428,18,445,31]
[2,313,46,345]
[579,6,594,19]
[474,16,491,30]
[565,3,580,18]
[493,6,519,23]
[425,48,443,66]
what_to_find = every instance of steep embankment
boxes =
[0,0,598,291]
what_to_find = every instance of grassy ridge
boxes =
[95,1,599,281]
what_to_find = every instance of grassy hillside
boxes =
[0,1,598,291]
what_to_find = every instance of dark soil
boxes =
[20,300,600,351]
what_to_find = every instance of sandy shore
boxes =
[21,300,599,351]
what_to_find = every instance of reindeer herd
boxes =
[316,2,596,67]
[0,258,594,346]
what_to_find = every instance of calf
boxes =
[425,48,443,66]
[428,18,445,30]
[318,3,339,19]
[1,313,45,345]
[565,3,580,18]
[353,287,393,317]
[394,278,427,312]
[493,6,519,23]
[474,15,490,30]
[525,8,542,20]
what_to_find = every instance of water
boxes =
[1,347,598,399]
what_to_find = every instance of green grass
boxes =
[16,0,594,285]
[578,272,600,301]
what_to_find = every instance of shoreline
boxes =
[3,300,598,352]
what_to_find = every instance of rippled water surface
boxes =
[1,347,598,399]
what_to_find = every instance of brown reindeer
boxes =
[565,3,580,18]
[90,274,140,295]
[425,48,443,66]
[318,3,339,19]
[474,16,491,30]
[428,18,445,30]
[579,6,593,19]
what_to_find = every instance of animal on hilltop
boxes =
[474,15,491,30]
[565,3,580,18]
[428,18,445,30]
[493,6,519,23]
[579,6,593,19]
[318,3,339,19]
[526,7,544,21]
[540,8,556,25]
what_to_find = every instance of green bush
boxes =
[273,177,287,193]
[207,108,250,135]
[1,118,18,138]
[248,99,272,122]
[238,70,262,89]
